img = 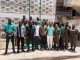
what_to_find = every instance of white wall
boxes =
[0,13,55,21]
[68,20,80,32]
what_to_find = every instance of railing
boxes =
[56,12,72,16]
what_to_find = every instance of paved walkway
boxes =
[0,48,80,60]
[0,39,80,60]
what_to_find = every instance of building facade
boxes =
[0,0,56,30]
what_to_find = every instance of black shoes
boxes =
[26,49,35,52]
[13,51,16,53]
[26,49,30,52]
[32,49,35,52]
[22,50,25,52]
[17,51,19,53]
[4,51,16,55]
[4,52,7,55]
[17,50,25,53]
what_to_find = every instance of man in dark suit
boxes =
[16,21,25,53]
[26,19,35,52]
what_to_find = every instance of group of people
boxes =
[4,16,79,55]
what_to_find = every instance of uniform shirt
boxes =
[63,27,69,38]
[4,23,16,34]
[34,25,40,36]
[40,25,47,36]
[38,21,42,26]
[16,25,25,38]
[70,29,79,38]
[47,26,54,36]
[59,26,65,36]
[54,29,60,38]
[26,25,35,37]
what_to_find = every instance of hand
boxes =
[53,36,55,38]
[58,37,60,40]
[8,33,14,37]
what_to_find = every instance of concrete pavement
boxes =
[0,48,80,60]
[0,39,80,60]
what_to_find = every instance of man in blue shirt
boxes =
[37,17,42,26]
[4,19,16,55]
[47,21,54,50]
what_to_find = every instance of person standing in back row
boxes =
[34,21,40,50]
[37,17,42,26]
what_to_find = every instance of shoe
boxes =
[13,51,16,53]
[17,51,19,53]
[56,48,59,51]
[32,49,35,52]
[4,52,7,55]
[69,48,72,50]
[22,50,25,52]
[37,48,39,50]
[26,49,29,52]
[40,47,42,50]
[44,48,47,50]
[72,49,75,51]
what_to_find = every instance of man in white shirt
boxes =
[34,21,40,50]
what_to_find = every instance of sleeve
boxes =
[26,26,29,35]
[15,26,18,37]
[47,26,49,30]
[13,24,16,31]
[23,26,26,36]
[53,29,55,36]
[76,29,79,35]
[26,26,28,31]
[34,25,35,31]
[58,30,60,34]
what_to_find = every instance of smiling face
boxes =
[8,19,11,24]
[55,24,59,29]
[49,21,53,26]
[19,21,22,25]
[35,21,38,25]
[37,17,39,21]
[72,24,75,29]
[29,16,32,21]
[42,21,45,25]
[23,15,25,20]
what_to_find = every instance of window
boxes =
[6,0,9,1]
[6,0,14,1]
